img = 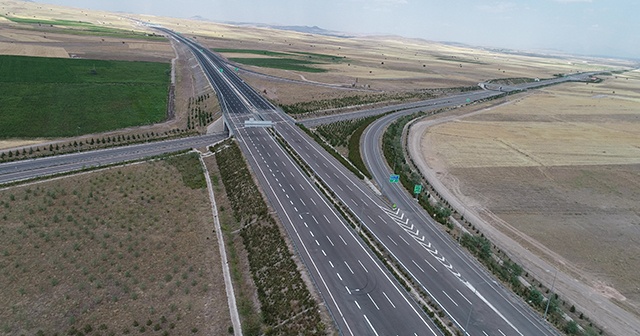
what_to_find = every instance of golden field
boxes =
[421,70,640,323]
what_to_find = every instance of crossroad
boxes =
[161,28,568,336]
[0,26,600,335]
[160,28,441,335]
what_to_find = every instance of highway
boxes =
[0,25,595,335]
[290,71,597,336]
[160,28,441,335]
[0,133,227,185]
[300,73,597,128]
[274,103,559,336]
[163,28,592,335]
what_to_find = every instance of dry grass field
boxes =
[421,70,640,322]
[0,0,173,62]
[0,153,231,335]
[129,12,628,106]
[0,0,629,151]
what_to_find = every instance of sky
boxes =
[33,0,639,60]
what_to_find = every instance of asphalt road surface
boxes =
[1,25,596,335]
[161,28,594,336]
[0,133,227,185]
[160,28,441,335]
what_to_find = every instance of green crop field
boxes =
[213,48,343,62]
[215,48,341,72]
[212,48,291,57]
[293,51,345,61]
[228,57,327,73]
[2,17,94,26]
[2,16,163,39]
[0,55,170,138]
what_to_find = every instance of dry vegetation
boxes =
[0,152,231,335]
[0,0,629,152]
[124,10,630,110]
[0,0,173,61]
[211,140,329,335]
[421,70,640,327]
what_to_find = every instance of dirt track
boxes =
[408,93,640,336]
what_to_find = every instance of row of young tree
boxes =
[0,129,190,163]
[381,105,604,336]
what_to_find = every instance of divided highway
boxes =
[161,26,589,336]
[162,28,586,335]
[160,28,441,335]
[0,26,596,335]
[0,134,227,185]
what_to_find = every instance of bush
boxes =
[164,153,206,189]
[565,321,579,335]
[214,139,324,334]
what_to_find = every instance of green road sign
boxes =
[389,174,400,183]
[235,67,239,72]
[466,98,471,103]
[219,68,224,73]
[414,184,422,194]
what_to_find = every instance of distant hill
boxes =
[232,22,354,38]
[268,25,353,38]
[188,17,353,38]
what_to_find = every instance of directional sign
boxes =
[389,174,400,183]
[466,98,471,103]
[414,184,422,194]
[235,67,239,72]
[219,68,224,73]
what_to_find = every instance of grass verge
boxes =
[212,139,326,335]
[280,87,479,115]
[382,99,605,336]
[297,124,365,179]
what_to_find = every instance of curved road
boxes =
[358,75,600,335]
[0,24,602,335]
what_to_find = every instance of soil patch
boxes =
[415,71,640,334]
[0,154,231,335]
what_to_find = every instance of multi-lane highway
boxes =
[159,28,443,335]
[0,133,227,185]
[160,28,577,336]
[0,25,597,335]
[275,102,560,335]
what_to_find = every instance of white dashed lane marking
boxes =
[344,261,354,274]
[383,292,396,309]
[327,236,335,246]
[358,260,368,273]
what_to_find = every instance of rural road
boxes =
[407,98,640,336]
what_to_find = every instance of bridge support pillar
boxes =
[222,114,233,136]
